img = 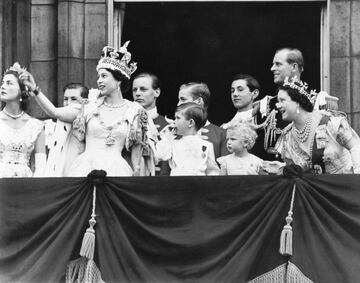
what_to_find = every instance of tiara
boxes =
[283,76,317,105]
[4,62,28,77]
[96,41,137,79]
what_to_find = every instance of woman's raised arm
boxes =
[33,91,79,123]
[19,72,79,123]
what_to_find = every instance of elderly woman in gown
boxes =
[274,77,360,174]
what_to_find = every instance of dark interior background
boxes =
[122,1,321,125]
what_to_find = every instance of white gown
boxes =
[67,98,145,177]
[0,118,44,178]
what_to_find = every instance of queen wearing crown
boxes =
[0,63,46,177]
[25,42,157,177]
[273,77,360,174]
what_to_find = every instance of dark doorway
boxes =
[122,2,322,125]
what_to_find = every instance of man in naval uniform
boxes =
[265,47,304,157]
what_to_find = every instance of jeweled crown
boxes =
[283,76,317,105]
[96,41,137,79]
[4,62,27,77]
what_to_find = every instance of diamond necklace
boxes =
[2,109,24,119]
[293,115,312,143]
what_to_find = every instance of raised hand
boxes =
[159,124,176,140]
[19,72,37,95]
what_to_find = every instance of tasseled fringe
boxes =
[248,263,287,283]
[286,262,313,283]
[66,257,104,283]
[247,261,313,283]
[66,185,104,283]
[279,184,296,256]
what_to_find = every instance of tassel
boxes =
[280,184,296,256]
[80,219,96,259]
[66,173,106,283]
[279,213,293,256]
[79,185,97,260]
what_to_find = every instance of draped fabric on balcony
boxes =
[0,174,360,283]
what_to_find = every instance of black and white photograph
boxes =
[0,0,360,282]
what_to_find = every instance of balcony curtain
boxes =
[1,174,359,283]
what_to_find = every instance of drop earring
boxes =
[296,105,300,114]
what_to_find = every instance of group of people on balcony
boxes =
[1,43,359,178]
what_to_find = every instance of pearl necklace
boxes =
[2,109,24,119]
[293,115,312,143]
[103,100,126,108]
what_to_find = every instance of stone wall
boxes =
[30,0,57,116]
[0,0,106,116]
[330,0,360,133]
[57,0,106,106]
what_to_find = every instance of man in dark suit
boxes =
[177,82,228,159]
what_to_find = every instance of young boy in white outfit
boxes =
[156,102,219,176]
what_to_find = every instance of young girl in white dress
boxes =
[217,122,264,175]
[156,102,219,176]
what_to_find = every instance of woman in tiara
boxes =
[0,63,46,177]
[272,77,360,174]
[23,42,157,176]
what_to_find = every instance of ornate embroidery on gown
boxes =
[67,98,144,177]
[0,118,44,177]
[275,111,357,174]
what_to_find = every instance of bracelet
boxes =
[32,85,40,96]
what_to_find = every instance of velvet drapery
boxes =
[1,174,359,283]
